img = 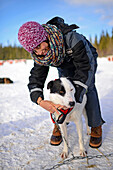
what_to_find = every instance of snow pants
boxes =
[85,82,105,127]
[84,61,105,127]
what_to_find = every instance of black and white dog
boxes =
[47,77,90,159]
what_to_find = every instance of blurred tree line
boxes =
[0,28,113,60]
[90,28,113,57]
[0,44,31,60]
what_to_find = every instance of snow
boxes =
[0,58,113,170]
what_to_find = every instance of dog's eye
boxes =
[70,89,73,91]
[59,91,64,94]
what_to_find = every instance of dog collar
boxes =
[59,108,73,115]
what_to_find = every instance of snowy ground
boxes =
[0,58,113,170]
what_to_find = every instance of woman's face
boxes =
[33,41,49,56]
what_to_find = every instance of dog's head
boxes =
[47,77,76,108]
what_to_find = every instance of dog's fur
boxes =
[0,78,13,84]
[47,77,90,159]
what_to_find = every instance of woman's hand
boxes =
[37,97,68,114]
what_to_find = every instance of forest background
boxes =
[0,28,113,60]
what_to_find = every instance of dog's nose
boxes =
[69,101,75,107]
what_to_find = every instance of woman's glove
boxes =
[74,85,84,103]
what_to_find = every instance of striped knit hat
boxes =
[18,21,48,53]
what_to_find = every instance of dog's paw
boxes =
[80,150,87,157]
[61,151,68,159]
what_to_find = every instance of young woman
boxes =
[18,17,105,148]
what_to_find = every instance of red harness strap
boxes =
[59,108,73,115]
[50,108,73,123]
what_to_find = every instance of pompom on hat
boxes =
[18,21,48,53]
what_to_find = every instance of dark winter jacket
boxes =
[28,19,98,104]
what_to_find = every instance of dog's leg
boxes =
[83,108,90,135]
[74,117,87,157]
[59,123,68,159]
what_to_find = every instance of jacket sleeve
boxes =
[27,62,49,104]
[65,31,96,103]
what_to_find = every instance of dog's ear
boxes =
[67,77,75,86]
[47,81,54,89]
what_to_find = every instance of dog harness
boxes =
[50,108,73,124]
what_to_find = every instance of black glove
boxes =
[74,84,84,103]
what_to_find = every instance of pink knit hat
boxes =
[18,21,48,53]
